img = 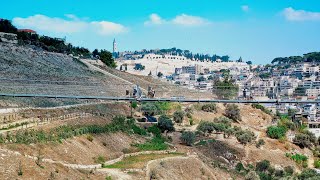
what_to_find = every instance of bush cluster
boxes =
[180,131,196,146]
[197,120,230,134]
[235,129,255,145]
[0,19,116,67]
[0,116,146,144]
[293,130,317,149]
[238,159,297,179]
[285,153,308,167]
[141,102,177,116]
[251,104,271,115]
[201,103,217,112]
[157,115,175,133]
[173,110,185,123]
[133,125,168,151]
[196,117,255,145]
[225,104,241,121]
[266,125,287,139]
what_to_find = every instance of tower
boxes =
[113,38,117,54]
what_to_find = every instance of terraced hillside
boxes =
[0,42,213,107]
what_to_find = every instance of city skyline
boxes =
[1,0,320,64]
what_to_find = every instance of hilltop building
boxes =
[17,29,37,34]
[112,38,118,59]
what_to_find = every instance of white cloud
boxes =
[144,13,165,25]
[145,13,210,26]
[283,7,320,21]
[172,14,210,26]
[13,14,127,35]
[241,5,249,12]
[92,21,127,35]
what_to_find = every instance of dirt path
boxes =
[0,113,91,134]
[80,59,147,92]
[0,146,177,170]
[96,168,132,180]
[81,60,133,86]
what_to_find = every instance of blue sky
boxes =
[1,0,320,64]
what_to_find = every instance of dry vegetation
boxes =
[0,43,319,179]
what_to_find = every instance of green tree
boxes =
[157,115,175,133]
[201,103,217,112]
[141,103,158,116]
[255,160,270,172]
[246,61,253,65]
[173,110,184,123]
[180,131,195,146]
[197,121,215,134]
[99,50,116,68]
[266,126,287,139]
[0,19,17,33]
[293,133,315,148]
[298,169,319,179]
[236,130,255,145]
[92,49,99,57]
[213,72,239,99]
[225,104,241,122]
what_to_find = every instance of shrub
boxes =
[141,103,158,116]
[225,104,241,121]
[245,171,259,180]
[314,159,320,168]
[94,155,106,165]
[235,130,255,145]
[251,104,271,115]
[197,121,229,134]
[214,116,232,127]
[157,115,175,133]
[189,118,194,125]
[304,131,317,144]
[180,131,196,146]
[274,169,284,177]
[131,125,147,136]
[287,153,308,167]
[293,133,314,148]
[197,121,215,134]
[291,153,308,163]
[213,123,227,133]
[255,160,270,172]
[201,103,217,112]
[87,134,93,142]
[266,126,287,139]
[298,169,319,179]
[134,136,168,151]
[147,125,161,137]
[224,128,235,138]
[173,111,185,123]
[258,172,272,180]
[256,139,265,148]
[284,166,294,176]
[235,162,246,172]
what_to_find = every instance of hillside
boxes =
[0,100,317,179]
[0,42,214,108]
